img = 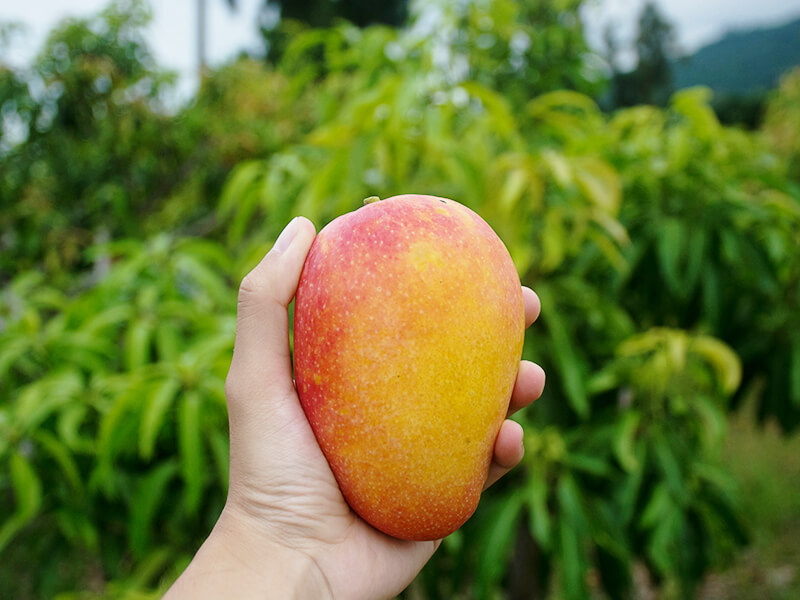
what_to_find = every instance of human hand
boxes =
[165,217,545,600]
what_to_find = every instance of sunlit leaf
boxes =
[218,160,267,221]
[14,370,83,433]
[460,81,516,138]
[573,157,621,214]
[155,321,182,362]
[690,335,742,394]
[125,319,153,371]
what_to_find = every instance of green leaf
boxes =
[573,157,621,214]
[697,477,749,547]
[460,81,516,138]
[562,452,612,478]
[587,227,628,272]
[218,160,267,242]
[125,319,153,371]
[208,428,230,490]
[497,167,528,212]
[476,491,525,597]
[690,335,741,394]
[442,528,463,554]
[559,519,588,600]
[57,403,92,453]
[97,384,140,478]
[653,441,688,505]
[656,218,686,297]
[616,444,646,525]
[126,546,175,589]
[647,507,681,576]
[640,484,671,530]
[32,430,83,494]
[55,509,99,551]
[57,331,115,374]
[178,391,204,516]
[0,337,31,382]
[81,304,133,337]
[683,227,706,297]
[540,149,572,187]
[613,411,641,472]
[129,460,179,558]
[791,339,800,408]
[693,395,726,447]
[538,285,589,419]
[557,475,589,535]
[588,499,630,561]
[541,208,566,272]
[175,253,231,308]
[526,467,551,550]
[155,321,182,362]
[14,370,83,433]
[528,90,601,119]
[0,452,43,552]
[139,377,180,460]
[702,263,721,331]
[671,87,720,139]
[177,238,233,273]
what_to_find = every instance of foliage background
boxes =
[1,0,799,598]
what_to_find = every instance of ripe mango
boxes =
[293,194,525,540]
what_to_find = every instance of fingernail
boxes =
[273,218,299,253]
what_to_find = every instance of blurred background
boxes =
[1,0,799,598]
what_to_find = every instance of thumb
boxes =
[226,217,316,403]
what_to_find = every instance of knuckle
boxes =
[238,271,264,302]
[237,263,282,310]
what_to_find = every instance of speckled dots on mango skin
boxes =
[293,194,525,541]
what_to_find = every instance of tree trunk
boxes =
[197,0,207,77]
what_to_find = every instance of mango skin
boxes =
[293,194,525,541]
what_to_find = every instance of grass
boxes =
[697,401,800,600]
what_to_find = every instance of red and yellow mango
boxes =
[294,194,525,541]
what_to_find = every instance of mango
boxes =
[293,194,525,540]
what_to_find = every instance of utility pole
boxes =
[197,0,207,78]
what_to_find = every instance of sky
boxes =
[3,0,800,101]
[581,0,800,66]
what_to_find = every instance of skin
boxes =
[164,216,546,600]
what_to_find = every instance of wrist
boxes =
[165,508,333,600]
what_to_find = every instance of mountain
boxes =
[673,16,800,97]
